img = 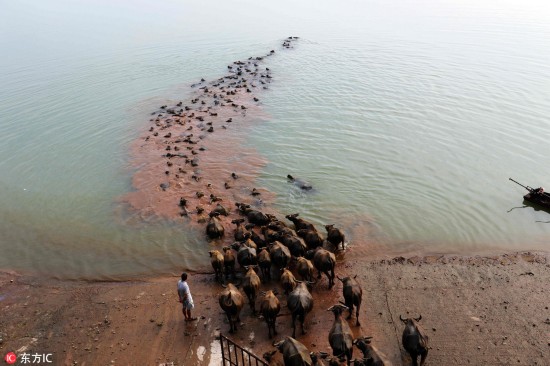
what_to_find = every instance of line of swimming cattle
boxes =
[206,204,430,366]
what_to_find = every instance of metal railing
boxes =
[220,334,268,366]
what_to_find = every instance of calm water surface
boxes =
[1,0,549,278]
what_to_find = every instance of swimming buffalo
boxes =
[400,315,429,366]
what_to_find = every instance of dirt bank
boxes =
[1,251,548,365]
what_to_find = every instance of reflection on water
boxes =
[1,0,550,279]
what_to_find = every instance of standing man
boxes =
[177,272,197,321]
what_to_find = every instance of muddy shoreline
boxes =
[0,251,548,365]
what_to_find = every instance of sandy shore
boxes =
[1,251,548,365]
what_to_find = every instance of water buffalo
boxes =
[206,212,224,239]
[310,352,329,366]
[325,224,345,251]
[262,226,280,243]
[297,229,323,249]
[281,268,298,295]
[269,241,291,270]
[218,283,244,333]
[278,233,307,258]
[258,248,272,282]
[286,213,317,232]
[249,230,267,249]
[287,174,313,190]
[400,315,429,366]
[222,246,235,279]
[287,281,314,338]
[353,336,391,366]
[232,218,249,242]
[327,304,353,365]
[263,350,285,366]
[231,241,257,268]
[307,248,336,289]
[210,203,230,216]
[242,266,261,314]
[296,257,314,282]
[236,203,271,225]
[260,290,281,339]
[273,336,313,366]
[337,275,362,325]
[208,250,224,282]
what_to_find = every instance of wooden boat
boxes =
[510,178,550,210]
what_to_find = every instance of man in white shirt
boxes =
[177,272,197,321]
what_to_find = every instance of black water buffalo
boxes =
[260,290,281,339]
[231,241,257,267]
[297,229,323,249]
[263,350,285,366]
[236,203,271,225]
[400,315,429,366]
[287,174,313,190]
[206,212,224,239]
[270,241,291,270]
[327,304,353,365]
[242,266,261,314]
[337,275,362,325]
[218,283,244,333]
[278,233,307,258]
[353,336,391,366]
[307,248,336,289]
[287,282,314,338]
[210,203,230,216]
[325,224,345,251]
[208,250,224,282]
[273,336,313,366]
[232,218,249,242]
[286,213,316,232]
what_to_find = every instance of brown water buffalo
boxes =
[263,350,285,366]
[297,229,323,249]
[242,266,261,314]
[337,275,362,325]
[260,290,281,339]
[231,241,257,268]
[206,212,224,239]
[210,203,230,216]
[327,304,353,365]
[249,229,267,249]
[287,281,314,338]
[218,283,244,333]
[262,226,280,243]
[310,352,329,366]
[296,257,314,282]
[400,315,429,366]
[222,246,235,279]
[325,224,345,251]
[353,336,391,366]
[236,203,271,225]
[273,336,313,366]
[258,248,272,282]
[281,268,298,295]
[208,250,224,282]
[270,241,291,270]
[286,213,317,232]
[232,218,249,242]
[307,248,336,289]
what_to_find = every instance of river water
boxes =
[1,0,549,279]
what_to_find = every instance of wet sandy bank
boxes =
[1,251,548,365]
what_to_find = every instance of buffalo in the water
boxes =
[325,224,345,251]
[400,315,429,366]
[206,212,224,239]
[286,213,317,232]
[287,174,313,190]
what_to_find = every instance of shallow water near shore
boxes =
[1,0,550,278]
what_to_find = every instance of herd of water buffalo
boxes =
[206,205,429,366]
